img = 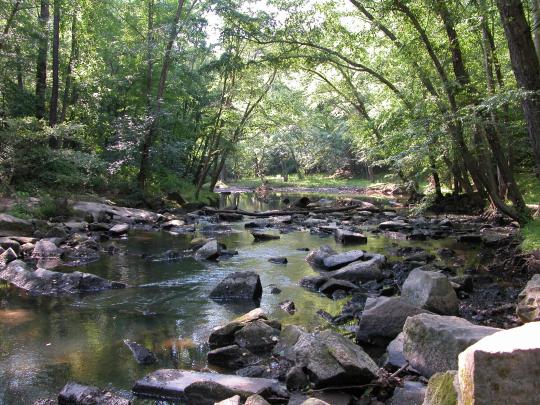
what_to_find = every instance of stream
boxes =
[0,192,481,404]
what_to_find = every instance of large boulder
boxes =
[402,314,501,378]
[58,382,130,405]
[0,237,21,255]
[209,308,267,349]
[0,247,18,268]
[322,250,364,270]
[516,274,540,323]
[457,322,540,405]
[0,214,33,236]
[109,223,129,236]
[401,269,459,315]
[234,319,280,354]
[0,260,126,296]
[207,345,258,370]
[273,326,378,388]
[31,240,62,258]
[132,369,282,403]
[210,271,263,301]
[357,296,429,347]
[325,254,385,283]
[194,239,221,261]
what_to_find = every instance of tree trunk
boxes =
[531,0,540,63]
[0,0,21,51]
[497,0,540,185]
[35,0,49,120]
[60,10,77,123]
[15,45,23,91]
[137,0,186,189]
[49,0,61,127]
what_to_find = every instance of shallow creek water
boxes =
[0,193,479,404]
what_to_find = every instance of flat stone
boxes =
[401,269,459,315]
[109,223,129,236]
[516,274,540,323]
[322,250,364,270]
[334,229,367,245]
[251,230,280,242]
[207,345,258,370]
[0,214,33,236]
[305,246,337,268]
[319,279,358,296]
[58,382,130,405]
[132,369,280,402]
[378,220,412,231]
[210,271,263,301]
[402,314,501,378]
[457,322,540,405]
[325,254,385,283]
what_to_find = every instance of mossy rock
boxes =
[423,371,457,405]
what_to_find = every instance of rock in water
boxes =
[124,339,157,364]
[401,269,459,315]
[207,345,258,369]
[305,245,337,268]
[109,223,129,236]
[322,250,364,270]
[325,254,385,283]
[210,271,263,301]
[356,296,429,347]
[132,369,281,402]
[268,257,288,264]
[251,230,280,242]
[234,319,280,353]
[194,239,221,261]
[334,229,367,245]
[209,308,268,348]
[516,274,540,322]
[386,381,426,405]
[58,382,130,405]
[402,314,501,378]
[457,322,540,405]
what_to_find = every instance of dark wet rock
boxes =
[325,254,385,283]
[297,247,310,252]
[293,197,311,208]
[145,249,182,262]
[516,273,540,323]
[407,229,427,241]
[123,339,157,365]
[402,313,501,377]
[279,300,296,314]
[132,369,282,403]
[268,257,288,264]
[0,247,18,268]
[0,214,34,236]
[209,308,268,349]
[331,290,347,300]
[236,366,267,378]
[58,382,130,405]
[356,296,429,347]
[449,275,474,293]
[437,248,456,259]
[234,319,280,353]
[457,234,482,244]
[0,237,21,255]
[244,220,268,229]
[32,240,62,258]
[210,271,262,301]
[219,213,244,222]
[195,239,221,261]
[0,260,126,296]
[457,323,540,405]
[207,344,258,369]
[378,220,412,231]
[273,326,378,389]
[109,223,129,236]
[322,250,364,270]
[220,249,239,259]
[319,279,358,296]
[200,223,233,234]
[305,245,337,268]
[334,229,367,245]
[270,286,282,294]
[401,269,459,315]
[386,381,426,405]
[251,230,280,242]
[190,237,208,250]
[299,275,328,292]
[404,251,435,263]
[286,366,309,391]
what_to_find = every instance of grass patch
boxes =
[522,219,540,252]
[516,172,540,205]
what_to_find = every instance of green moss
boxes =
[424,371,458,405]
[521,219,540,252]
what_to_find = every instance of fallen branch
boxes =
[203,204,373,217]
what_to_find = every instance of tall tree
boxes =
[35,0,50,120]
[49,0,61,127]
[60,9,78,123]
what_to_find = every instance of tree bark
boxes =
[35,0,50,120]
[60,10,78,123]
[49,0,61,127]
[531,0,540,63]
[497,0,540,184]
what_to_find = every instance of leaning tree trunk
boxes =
[497,0,540,199]
[35,0,49,120]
